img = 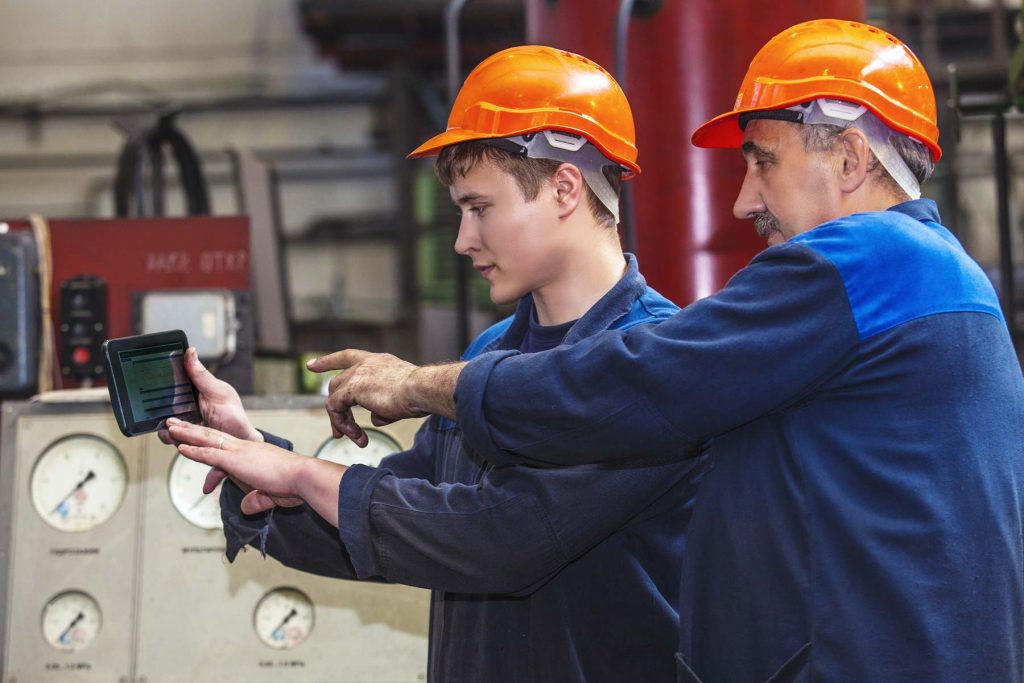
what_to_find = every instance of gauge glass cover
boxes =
[315,428,402,467]
[41,590,102,652]
[253,587,314,650]
[168,452,224,529]
[30,435,128,532]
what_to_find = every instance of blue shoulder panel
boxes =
[793,211,1004,340]
[619,289,680,331]
[461,316,515,361]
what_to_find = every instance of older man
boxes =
[310,19,1024,682]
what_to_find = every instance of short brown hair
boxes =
[435,141,621,227]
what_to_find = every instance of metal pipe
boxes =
[446,0,473,352]
[992,110,1017,338]
[615,0,637,255]
[0,87,388,120]
[445,0,472,106]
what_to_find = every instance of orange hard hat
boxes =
[408,45,641,178]
[692,19,941,162]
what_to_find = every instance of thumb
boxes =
[186,347,223,393]
[240,489,277,515]
[370,413,396,427]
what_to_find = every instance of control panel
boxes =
[0,397,429,682]
[58,275,108,381]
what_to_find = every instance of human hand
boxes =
[307,350,428,447]
[166,417,304,515]
[157,347,262,445]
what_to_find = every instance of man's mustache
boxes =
[752,211,781,239]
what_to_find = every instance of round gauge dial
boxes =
[30,435,128,532]
[168,452,224,529]
[41,590,101,653]
[315,428,402,467]
[253,587,314,650]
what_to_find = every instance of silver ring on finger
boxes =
[217,436,225,450]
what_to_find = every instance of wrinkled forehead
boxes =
[739,119,805,157]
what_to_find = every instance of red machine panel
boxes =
[5,216,250,389]
[526,0,865,305]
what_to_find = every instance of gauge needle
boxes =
[59,612,84,642]
[51,470,96,514]
[273,608,298,636]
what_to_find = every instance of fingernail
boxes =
[167,417,181,426]
[306,358,318,367]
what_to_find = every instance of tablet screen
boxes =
[118,343,198,423]
[103,330,202,436]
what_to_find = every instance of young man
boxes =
[310,20,1024,682]
[168,46,705,681]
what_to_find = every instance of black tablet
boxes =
[101,329,202,436]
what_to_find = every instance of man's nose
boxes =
[733,169,765,220]
[454,214,478,256]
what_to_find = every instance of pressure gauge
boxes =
[315,428,402,467]
[41,590,101,653]
[30,435,128,532]
[168,452,224,529]
[253,587,314,650]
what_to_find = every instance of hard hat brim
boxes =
[691,110,745,151]
[407,128,486,160]
[692,100,942,162]
[408,127,641,179]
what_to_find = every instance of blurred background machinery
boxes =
[0,0,1019,375]
[0,1,1021,680]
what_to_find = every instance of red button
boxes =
[72,346,90,365]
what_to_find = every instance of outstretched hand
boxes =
[307,350,430,446]
[166,418,304,515]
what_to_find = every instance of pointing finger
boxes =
[306,349,372,373]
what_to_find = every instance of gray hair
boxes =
[799,123,935,196]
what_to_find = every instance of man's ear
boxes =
[552,163,585,218]
[836,128,871,194]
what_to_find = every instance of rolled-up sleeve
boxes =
[219,422,443,580]
[335,451,704,595]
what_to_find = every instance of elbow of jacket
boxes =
[468,546,561,595]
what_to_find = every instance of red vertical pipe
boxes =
[526,0,865,305]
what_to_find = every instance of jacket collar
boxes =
[887,198,941,224]
[497,253,646,350]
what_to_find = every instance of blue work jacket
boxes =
[221,255,707,681]
[454,201,1024,682]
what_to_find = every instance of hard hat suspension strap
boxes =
[737,99,922,200]
[482,131,625,224]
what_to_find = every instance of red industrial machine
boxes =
[3,216,252,393]
[525,0,865,305]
